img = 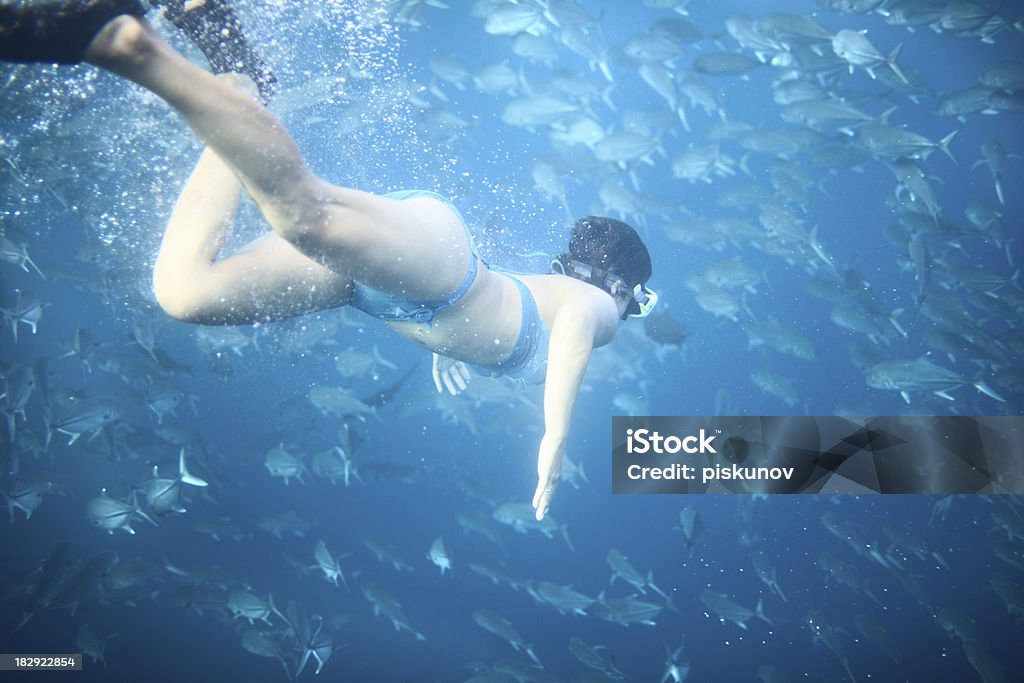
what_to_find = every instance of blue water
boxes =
[1,1,1022,682]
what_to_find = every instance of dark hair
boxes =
[567,216,652,289]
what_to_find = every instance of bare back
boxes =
[388,268,618,366]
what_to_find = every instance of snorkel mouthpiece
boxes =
[629,284,658,318]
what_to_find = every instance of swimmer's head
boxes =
[552,216,657,319]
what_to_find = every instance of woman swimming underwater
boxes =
[0,0,658,520]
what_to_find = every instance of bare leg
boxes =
[153,145,350,325]
[83,14,474,305]
[85,16,330,248]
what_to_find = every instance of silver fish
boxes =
[832,29,908,83]
[427,536,452,574]
[700,588,773,630]
[674,505,703,556]
[501,95,579,128]
[311,446,352,486]
[264,444,307,485]
[483,3,547,37]
[568,637,626,679]
[46,397,119,447]
[2,289,46,343]
[472,608,542,666]
[693,51,763,76]
[308,386,376,421]
[529,581,595,616]
[361,581,427,641]
[856,123,958,162]
[973,138,1013,206]
[865,358,1004,403]
[138,448,208,515]
[594,590,668,626]
[76,624,114,666]
[0,236,45,278]
[607,549,669,599]
[750,369,799,408]
[4,476,47,522]
[492,501,575,549]
[753,549,788,603]
[314,539,351,589]
[86,489,157,535]
[256,510,310,539]
[2,363,35,441]
[227,590,283,625]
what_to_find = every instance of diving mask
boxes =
[552,256,658,319]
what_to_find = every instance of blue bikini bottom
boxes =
[349,190,477,326]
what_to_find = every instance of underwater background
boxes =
[1,0,1022,681]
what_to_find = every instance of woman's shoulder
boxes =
[514,272,613,308]
[509,271,585,292]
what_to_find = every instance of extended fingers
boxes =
[455,361,471,386]
[441,363,471,395]
[533,478,557,521]
[440,370,453,395]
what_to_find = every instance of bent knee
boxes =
[152,270,204,323]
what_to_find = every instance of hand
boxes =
[532,433,566,521]
[432,353,471,395]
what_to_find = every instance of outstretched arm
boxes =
[532,291,619,520]
[152,146,350,325]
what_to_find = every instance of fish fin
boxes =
[178,448,208,487]
[1,489,13,524]
[268,592,287,623]
[676,105,690,132]
[938,130,958,164]
[886,43,908,85]
[136,507,159,528]
[973,380,1005,403]
[754,597,774,626]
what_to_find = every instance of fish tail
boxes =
[268,592,287,623]
[178,448,209,488]
[14,611,33,632]
[136,506,159,529]
[938,130,958,164]
[2,488,13,524]
[24,252,45,279]
[843,657,858,683]
[973,380,1005,403]
[2,408,14,444]
[560,524,575,552]
[754,597,774,626]
[676,104,690,132]
[3,308,18,344]
[886,43,909,86]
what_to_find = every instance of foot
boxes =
[0,0,146,65]
[84,13,154,69]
